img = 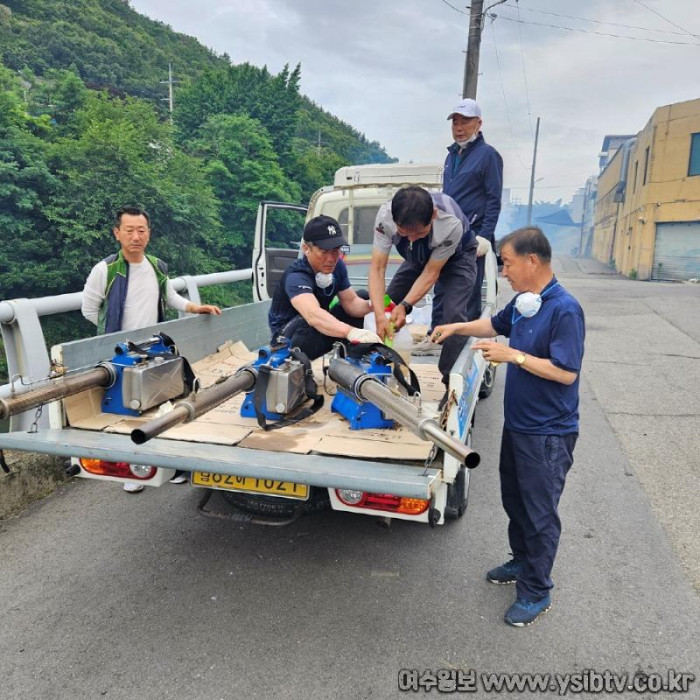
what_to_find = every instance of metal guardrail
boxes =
[0,268,252,430]
[0,270,252,324]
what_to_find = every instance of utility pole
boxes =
[526,117,541,225]
[462,0,509,99]
[160,63,177,123]
[463,0,483,99]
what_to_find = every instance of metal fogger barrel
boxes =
[130,369,255,444]
[328,357,480,469]
[0,366,115,421]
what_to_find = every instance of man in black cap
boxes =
[268,215,381,360]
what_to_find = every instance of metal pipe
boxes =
[131,370,255,444]
[0,366,114,420]
[329,359,480,469]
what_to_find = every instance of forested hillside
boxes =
[0,0,394,377]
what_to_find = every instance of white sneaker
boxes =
[412,337,442,356]
[123,482,144,493]
[169,472,188,484]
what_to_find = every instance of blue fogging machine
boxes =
[0,333,190,422]
[130,338,322,443]
[328,347,480,468]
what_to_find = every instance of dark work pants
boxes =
[276,290,367,361]
[432,253,485,326]
[387,249,476,383]
[499,429,578,602]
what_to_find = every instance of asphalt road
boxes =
[1,258,699,700]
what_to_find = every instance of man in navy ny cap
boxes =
[268,215,380,359]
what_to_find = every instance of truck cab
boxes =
[253,163,445,299]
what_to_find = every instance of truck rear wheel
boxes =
[221,487,331,519]
[479,362,497,399]
[444,465,470,520]
[444,426,473,520]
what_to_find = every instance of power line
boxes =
[497,15,700,46]
[515,1,533,138]
[488,18,530,171]
[630,0,699,39]
[439,0,468,15]
[503,3,694,37]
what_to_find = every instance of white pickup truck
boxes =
[0,163,497,527]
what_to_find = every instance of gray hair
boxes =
[498,226,551,263]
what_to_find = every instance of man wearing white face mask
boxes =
[431,226,585,628]
[268,215,379,360]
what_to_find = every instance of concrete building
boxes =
[578,176,598,258]
[592,98,700,280]
[598,135,635,172]
[570,187,585,225]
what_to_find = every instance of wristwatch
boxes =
[399,300,413,314]
[515,352,528,367]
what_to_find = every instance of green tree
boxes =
[0,66,57,300]
[45,91,222,293]
[176,62,302,171]
[193,113,301,268]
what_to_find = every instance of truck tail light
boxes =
[336,489,429,515]
[79,459,156,480]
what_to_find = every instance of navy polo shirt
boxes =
[268,257,351,336]
[491,278,585,434]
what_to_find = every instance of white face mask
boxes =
[315,272,334,289]
[455,133,478,148]
[514,292,542,318]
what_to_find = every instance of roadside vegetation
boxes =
[0,0,395,379]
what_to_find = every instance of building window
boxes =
[643,147,650,185]
[633,161,638,193]
[689,133,700,176]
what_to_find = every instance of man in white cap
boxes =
[417,99,503,353]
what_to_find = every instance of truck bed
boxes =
[61,337,446,464]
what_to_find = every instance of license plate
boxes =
[192,472,309,500]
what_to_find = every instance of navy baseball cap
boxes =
[303,215,348,250]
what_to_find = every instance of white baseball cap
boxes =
[447,98,482,120]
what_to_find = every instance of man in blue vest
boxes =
[431,227,585,627]
[82,206,221,492]
[82,207,220,335]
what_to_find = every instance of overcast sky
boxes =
[130,0,698,203]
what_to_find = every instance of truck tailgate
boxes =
[1,428,441,500]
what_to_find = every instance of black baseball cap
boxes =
[303,215,348,250]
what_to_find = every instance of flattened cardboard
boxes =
[105,417,252,446]
[239,431,325,454]
[314,435,431,461]
[64,387,124,430]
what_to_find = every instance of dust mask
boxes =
[514,292,542,318]
[315,272,334,289]
[513,282,560,321]
[455,133,478,149]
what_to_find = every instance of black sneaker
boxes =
[504,595,551,627]
[486,559,522,584]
